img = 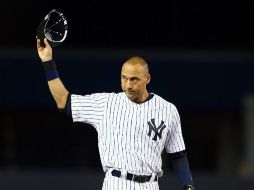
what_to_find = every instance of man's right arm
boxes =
[37,38,69,109]
[48,78,69,109]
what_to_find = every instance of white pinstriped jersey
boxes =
[71,92,185,177]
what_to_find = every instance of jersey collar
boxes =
[124,92,154,104]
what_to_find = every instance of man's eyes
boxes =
[131,78,139,81]
[121,77,139,81]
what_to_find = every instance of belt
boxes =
[111,169,158,183]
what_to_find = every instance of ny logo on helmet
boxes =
[147,119,166,141]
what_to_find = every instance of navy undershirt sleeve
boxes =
[59,93,72,117]
[169,150,194,187]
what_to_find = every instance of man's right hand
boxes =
[37,38,53,62]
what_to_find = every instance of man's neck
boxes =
[141,91,150,102]
[134,91,152,103]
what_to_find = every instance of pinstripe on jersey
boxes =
[71,92,185,178]
[72,92,185,190]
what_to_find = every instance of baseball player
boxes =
[36,38,195,190]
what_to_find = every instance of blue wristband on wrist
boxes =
[42,60,59,81]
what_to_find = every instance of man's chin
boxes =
[125,92,136,101]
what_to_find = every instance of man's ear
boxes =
[147,74,151,84]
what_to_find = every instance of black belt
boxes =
[111,169,158,183]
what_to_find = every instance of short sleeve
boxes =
[71,93,109,128]
[165,104,186,153]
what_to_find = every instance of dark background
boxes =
[1,0,254,189]
[1,0,253,50]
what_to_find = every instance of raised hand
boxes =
[36,38,53,62]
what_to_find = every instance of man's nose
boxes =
[126,80,133,89]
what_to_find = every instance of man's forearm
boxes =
[41,59,69,109]
[48,78,69,109]
[169,150,195,189]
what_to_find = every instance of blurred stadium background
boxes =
[0,0,254,189]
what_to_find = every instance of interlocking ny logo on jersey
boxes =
[147,119,166,141]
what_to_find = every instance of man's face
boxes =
[121,63,150,102]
